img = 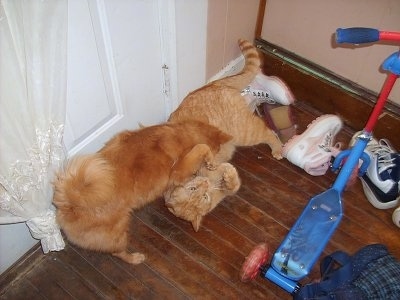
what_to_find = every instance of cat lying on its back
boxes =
[169,39,283,163]
[164,162,240,232]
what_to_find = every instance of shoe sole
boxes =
[282,114,342,168]
[263,104,296,143]
[360,177,400,209]
[392,207,400,228]
[265,76,295,105]
[251,75,295,105]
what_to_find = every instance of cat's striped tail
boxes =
[214,39,261,90]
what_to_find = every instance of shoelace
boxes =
[242,86,277,116]
[318,131,342,155]
[318,131,343,173]
[305,142,342,176]
[367,139,396,174]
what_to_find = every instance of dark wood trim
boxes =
[255,38,400,150]
[255,0,266,38]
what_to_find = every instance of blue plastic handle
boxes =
[336,28,380,44]
[331,149,370,176]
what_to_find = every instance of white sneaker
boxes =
[351,131,400,209]
[283,115,343,176]
[242,74,295,112]
[242,74,297,143]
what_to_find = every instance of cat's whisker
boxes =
[211,187,225,190]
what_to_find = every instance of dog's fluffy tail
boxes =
[53,153,115,209]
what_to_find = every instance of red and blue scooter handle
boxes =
[336,27,400,44]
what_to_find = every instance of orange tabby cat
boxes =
[168,39,283,163]
[53,120,231,264]
[164,162,240,231]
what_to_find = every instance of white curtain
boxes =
[0,0,67,253]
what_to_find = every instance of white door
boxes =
[0,0,211,275]
[64,0,176,156]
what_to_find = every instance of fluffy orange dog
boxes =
[53,120,231,264]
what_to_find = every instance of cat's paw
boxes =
[222,164,241,191]
[204,152,217,170]
[196,144,216,170]
[205,161,217,171]
[113,251,146,265]
[272,150,283,160]
[271,136,283,160]
[128,253,146,264]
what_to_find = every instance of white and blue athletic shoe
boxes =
[351,132,400,209]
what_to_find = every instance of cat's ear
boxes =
[191,215,203,232]
[217,131,232,145]
[167,206,175,214]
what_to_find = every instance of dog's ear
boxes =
[191,215,202,232]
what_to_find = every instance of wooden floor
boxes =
[1,102,399,300]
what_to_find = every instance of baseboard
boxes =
[255,38,400,150]
[0,243,43,294]
[207,56,244,83]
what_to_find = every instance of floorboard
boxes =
[1,102,399,299]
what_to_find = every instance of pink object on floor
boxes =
[283,114,343,176]
[240,243,269,282]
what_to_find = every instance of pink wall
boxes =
[206,0,259,79]
[261,0,400,105]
